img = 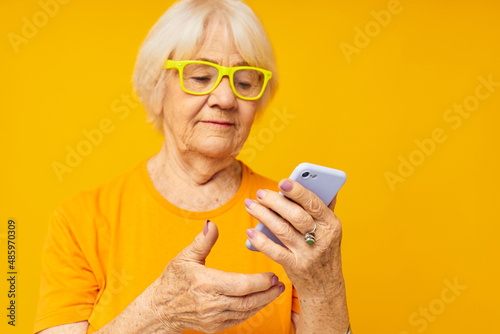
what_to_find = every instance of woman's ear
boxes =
[151,72,166,117]
[151,94,164,117]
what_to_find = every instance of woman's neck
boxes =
[147,142,243,212]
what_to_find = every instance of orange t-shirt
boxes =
[34,158,299,333]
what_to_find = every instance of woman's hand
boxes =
[245,179,350,334]
[149,221,285,334]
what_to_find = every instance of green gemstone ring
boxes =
[304,224,317,246]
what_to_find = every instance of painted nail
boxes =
[203,219,210,236]
[257,189,266,199]
[246,229,255,238]
[280,180,293,192]
[272,275,279,286]
[244,198,255,209]
[279,284,286,294]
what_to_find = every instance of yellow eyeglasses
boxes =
[165,60,272,101]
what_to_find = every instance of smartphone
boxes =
[246,163,347,251]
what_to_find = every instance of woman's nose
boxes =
[208,76,238,110]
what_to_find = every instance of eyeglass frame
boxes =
[164,59,273,101]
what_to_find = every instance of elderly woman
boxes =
[34,0,350,333]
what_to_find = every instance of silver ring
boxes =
[304,224,317,245]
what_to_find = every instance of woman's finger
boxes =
[246,226,296,267]
[255,189,315,235]
[278,179,334,222]
[206,269,278,297]
[244,199,303,250]
[225,282,285,312]
[328,194,338,212]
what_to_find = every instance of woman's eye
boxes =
[237,81,251,88]
[193,76,210,82]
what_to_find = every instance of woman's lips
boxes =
[201,121,234,128]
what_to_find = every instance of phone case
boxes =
[246,162,347,251]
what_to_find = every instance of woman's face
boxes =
[160,24,259,160]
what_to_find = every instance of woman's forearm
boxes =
[94,279,178,334]
[295,276,350,334]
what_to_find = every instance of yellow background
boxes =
[1,0,499,333]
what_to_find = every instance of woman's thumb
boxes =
[182,220,219,264]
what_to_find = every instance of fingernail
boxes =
[272,275,279,286]
[257,189,266,199]
[279,284,286,294]
[280,180,293,192]
[246,229,255,238]
[203,219,210,236]
[244,198,255,209]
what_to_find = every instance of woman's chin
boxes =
[193,140,239,159]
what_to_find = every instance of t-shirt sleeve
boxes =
[292,285,300,314]
[34,208,99,333]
